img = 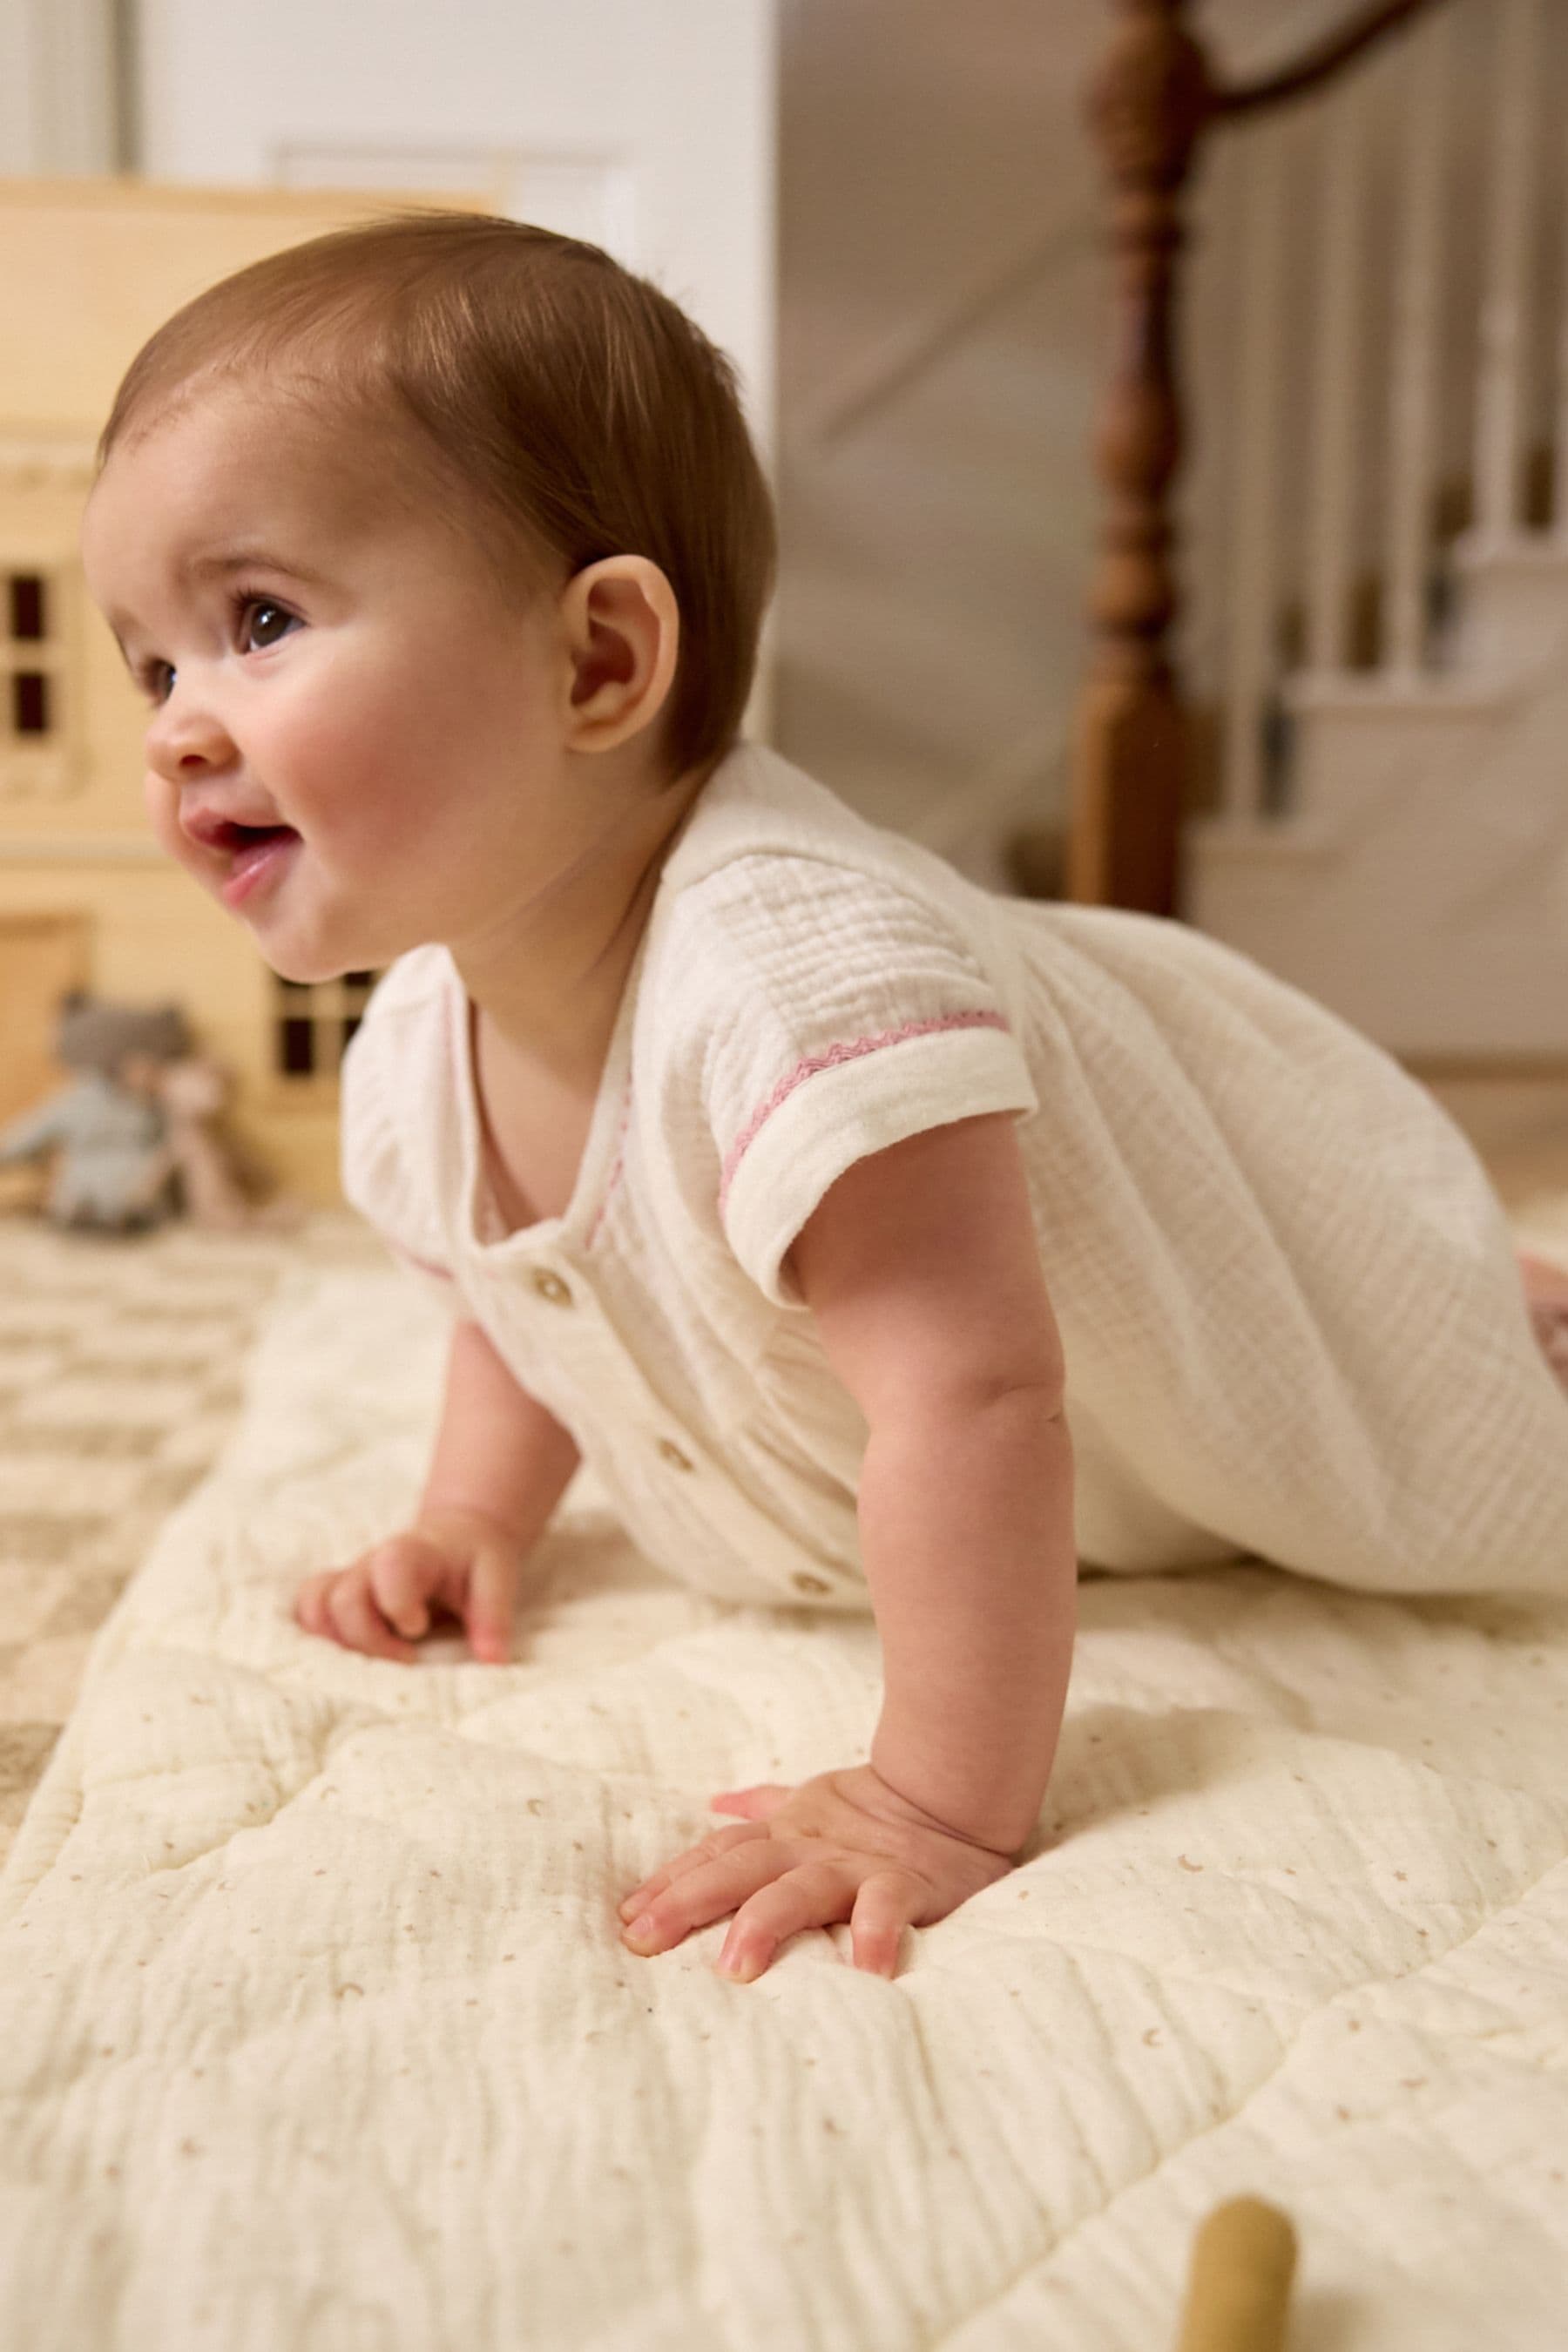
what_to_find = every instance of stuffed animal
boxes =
[0,993,190,1233]
[138,1053,304,1233]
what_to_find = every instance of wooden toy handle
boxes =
[1173,2196,1297,2352]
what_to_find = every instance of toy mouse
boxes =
[139,1052,305,1233]
[0,993,187,1233]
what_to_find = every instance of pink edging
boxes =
[385,1234,455,1283]
[718,1010,1010,1211]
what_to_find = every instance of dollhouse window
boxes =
[273,970,382,1086]
[2,571,64,764]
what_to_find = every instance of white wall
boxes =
[132,0,778,460]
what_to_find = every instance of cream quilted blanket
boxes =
[4,1224,1568,2352]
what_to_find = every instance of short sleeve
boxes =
[660,855,1039,1308]
[339,981,466,1322]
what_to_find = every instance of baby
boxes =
[80,211,1568,1990]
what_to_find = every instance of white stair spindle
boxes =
[1474,0,1542,549]
[1304,78,1369,678]
[1385,10,1454,678]
[1222,123,1288,823]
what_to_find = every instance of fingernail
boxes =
[627,1912,659,1944]
[719,1950,760,1983]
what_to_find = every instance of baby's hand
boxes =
[293,1504,525,1665]
[618,1763,1017,1984]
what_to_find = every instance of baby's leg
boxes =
[1519,1252,1568,1393]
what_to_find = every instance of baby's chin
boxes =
[262,950,354,985]
[246,881,417,986]
[260,938,383,985]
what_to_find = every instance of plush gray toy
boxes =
[0,992,192,1233]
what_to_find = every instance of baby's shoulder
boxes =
[653,841,993,976]
[638,839,1028,1114]
[649,738,1020,989]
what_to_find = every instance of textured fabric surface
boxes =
[340,738,1568,1605]
[3,1214,1568,2351]
[0,1210,383,1871]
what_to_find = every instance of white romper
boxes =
[341,737,1568,1610]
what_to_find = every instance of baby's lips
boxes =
[179,801,287,850]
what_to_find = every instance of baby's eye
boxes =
[136,593,300,705]
[236,594,299,652]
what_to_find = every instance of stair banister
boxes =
[1051,0,1454,916]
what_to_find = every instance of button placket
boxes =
[517,1254,854,1604]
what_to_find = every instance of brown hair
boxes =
[94,209,777,781]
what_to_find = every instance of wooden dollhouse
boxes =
[0,177,494,1204]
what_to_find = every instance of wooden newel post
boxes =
[1068,0,1213,915]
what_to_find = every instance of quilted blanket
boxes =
[3,1214,1568,2352]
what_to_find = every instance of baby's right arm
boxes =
[294,1318,581,1664]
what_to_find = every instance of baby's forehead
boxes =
[123,382,392,514]
[85,382,427,596]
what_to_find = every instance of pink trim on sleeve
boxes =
[382,1233,456,1282]
[718,1010,1010,1212]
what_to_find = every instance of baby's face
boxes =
[80,384,589,983]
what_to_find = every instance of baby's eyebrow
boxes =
[105,546,328,644]
[184,545,325,585]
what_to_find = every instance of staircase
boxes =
[1181,0,1568,1060]
[1188,531,1568,1058]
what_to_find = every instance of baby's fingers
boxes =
[848,1870,916,1979]
[294,1567,415,1662]
[715,1856,868,1983]
[618,1825,779,1956]
[363,1532,456,1642]
[324,1570,419,1663]
[463,1544,519,1664]
[294,1571,336,1639]
[618,1821,771,1923]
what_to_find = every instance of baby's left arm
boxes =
[618,1111,1078,1982]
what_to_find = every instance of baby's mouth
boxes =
[181,803,302,861]
[213,821,299,852]
[216,821,303,912]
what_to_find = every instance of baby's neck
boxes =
[452,756,710,1087]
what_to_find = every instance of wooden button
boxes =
[531,1270,572,1306]
[657,1438,695,1471]
[791,1571,832,1597]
